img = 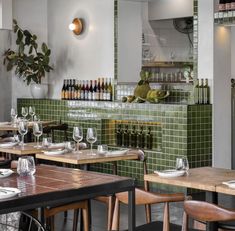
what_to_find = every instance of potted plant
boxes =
[3,19,53,98]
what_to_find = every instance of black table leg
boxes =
[206,191,218,231]
[128,188,136,231]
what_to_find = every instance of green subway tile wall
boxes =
[18,99,212,192]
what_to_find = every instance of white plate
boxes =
[49,143,65,149]
[222,181,235,189]
[106,149,129,156]
[0,187,21,199]
[0,142,18,148]
[154,169,186,178]
[43,149,66,156]
[0,169,14,178]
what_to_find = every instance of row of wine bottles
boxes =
[194,78,210,105]
[116,125,153,149]
[61,78,113,101]
[219,0,235,11]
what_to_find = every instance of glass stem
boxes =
[22,135,24,146]
[91,143,93,153]
[77,141,79,152]
[37,137,39,147]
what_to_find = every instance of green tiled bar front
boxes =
[18,99,212,192]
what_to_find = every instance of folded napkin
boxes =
[0,142,18,148]
[79,142,87,150]
[0,122,10,126]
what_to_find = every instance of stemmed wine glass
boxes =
[73,127,83,153]
[18,120,28,147]
[29,106,36,121]
[86,128,97,155]
[21,107,28,120]
[33,122,43,148]
[11,108,17,124]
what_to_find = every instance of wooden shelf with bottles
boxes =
[214,10,235,25]
[142,61,193,69]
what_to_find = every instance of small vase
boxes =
[30,83,48,99]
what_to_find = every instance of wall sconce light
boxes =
[69,18,83,35]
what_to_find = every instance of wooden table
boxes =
[36,149,139,166]
[0,165,136,231]
[0,143,42,156]
[0,121,54,131]
[144,167,235,231]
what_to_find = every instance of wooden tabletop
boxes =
[144,167,235,192]
[0,165,135,216]
[36,149,139,165]
[0,121,54,131]
[0,143,42,155]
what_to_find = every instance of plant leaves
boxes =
[17,30,23,42]
[13,19,17,25]
[138,80,144,86]
[45,49,51,56]
[41,43,48,54]
[6,61,13,71]
[23,30,32,38]
[19,42,24,54]
[32,35,37,40]
[29,46,33,54]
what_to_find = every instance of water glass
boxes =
[97,144,108,154]
[33,114,40,122]
[42,137,52,149]
[86,128,97,155]
[18,121,28,146]
[176,156,189,174]
[17,156,36,176]
[64,141,76,152]
[29,106,36,121]
[21,107,28,119]
[33,122,43,148]
[11,108,17,125]
[73,127,83,153]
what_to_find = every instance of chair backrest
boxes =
[183,200,235,230]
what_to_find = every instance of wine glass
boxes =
[86,128,97,155]
[29,106,36,121]
[11,108,17,124]
[33,122,43,148]
[18,120,28,147]
[176,156,189,174]
[73,127,83,153]
[21,107,28,120]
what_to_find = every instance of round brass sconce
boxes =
[69,18,83,35]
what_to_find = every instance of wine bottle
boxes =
[138,126,145,148]
[231,0,235,10]
[123,125,130,147]
[130,126,137,148]
[93,80,97,101]
[146,127,153,149]
[97,78,101,101]
[74,80,78,100]
[226,0,231,11]
[64,80,68,100]
[116,124,123,146]
[198,79,204,104]
[71,79,75,100]
[88,80,93,101]
[107,78,113,101]
[100,78,104,101]
[84,80,89,100]
[68,79,72,100]
[194,79,199,104]
[203,78,210,104]
[61,80,66,100]
[80,80,85,100]
[103,78,108,101]
[219,0,226,11]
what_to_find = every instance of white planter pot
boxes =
[30,83,48,99]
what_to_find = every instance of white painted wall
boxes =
[11,0,48,108]
[118,0,142,83]
[0,30,11,121]
[149,0,193,21]
[47,0,114,98]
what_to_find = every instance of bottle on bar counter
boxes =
[146,127,153,150]
[97,78,101,101]
[103,78,108,101]
[225,0,231,11]
[194,79,199,104]
[71,79,76,100]
[138,126,145,148]
[100,78,104,101]
[88,80,93,101]
[130,125,137,148]
[92,80,97,101]
[107,78,113,101]
[84,80,88,100]
[203,78,210,104]
[116,124,123,146]
[231,0,235,10]
[61,79,66,100]
[198,79,204,104]
[219,0,226,11]
[80,80,85,100]
[123,125,130,147]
